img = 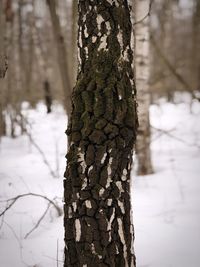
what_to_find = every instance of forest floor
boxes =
[0,94,200,267]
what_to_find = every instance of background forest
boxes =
[0,0,200,267]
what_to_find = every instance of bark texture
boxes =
[135,0,153,175]
[64,1,138,266]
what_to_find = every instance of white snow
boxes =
[0,94,200,267]
[133,95,200,267]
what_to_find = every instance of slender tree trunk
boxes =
[0,0,8,78]
[135,0,153,175]
[192,0,200,92]
[44,80,52,114]
[47,0,72,115]
[64,1,138,266]
[71,0,78,84]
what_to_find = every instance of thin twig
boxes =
[133,0,154,26]
[150,33,200,101]
[15,113,57,178]
[26,131,57,178]
[151,125,200,149]
[24,202,51,239]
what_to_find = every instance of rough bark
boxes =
[135,0,153,175]
[64,1,138,266]
[47,0,72,115]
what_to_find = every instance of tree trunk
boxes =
[47,0,72,115]
[71,0,78,84]
[135,0,153,175]
[192,0,200,92]
[44,80,52,114]
[0,0,8,78]
[64,1,138,266]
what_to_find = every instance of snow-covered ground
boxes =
[0,96,200,267]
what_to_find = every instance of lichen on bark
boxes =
[64,1,138,266]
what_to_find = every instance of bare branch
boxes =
[0,193,62,218]
[24,202,51,239]
[25,130,58,178]
[151,125,200,149]
[150,33,200,101]
[15,113,58,179]
[133,0,154,26]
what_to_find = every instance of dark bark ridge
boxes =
[64,1,138,266]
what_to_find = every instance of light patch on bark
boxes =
[92,36,97,43]
[116,181,124,194]
[79,26,83,48]
[77,148,87,188]
[85,200,92,209]
[84,26,89,38]
[88,165,93,174]
[128,162,131,170]
[107,198,112,206]
[106,0,114,5]
[116,244,119,254]
[118,200,125,214]
[75,219,81,241]
[98,35,108,51]
[91,243,103,259]
[78,51,82,69]
[72,201,77,212]
[108,208,115,242]
[130,209,135,255]
[121,168,128,181]
[117,218,128,266]
[117,26,129,62]
[97,14,104,31]
[98,20,111,51]
[99,187,105,196]
[117,27,123,48]
[85,47,89,59]
[101,153,107,164]
[106,173,112,188]
[106,157,113,188]
[82,178,87,189]
[68,206,73,218]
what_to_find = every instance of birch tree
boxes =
[64,0,138,266]
[135,0,153,175]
